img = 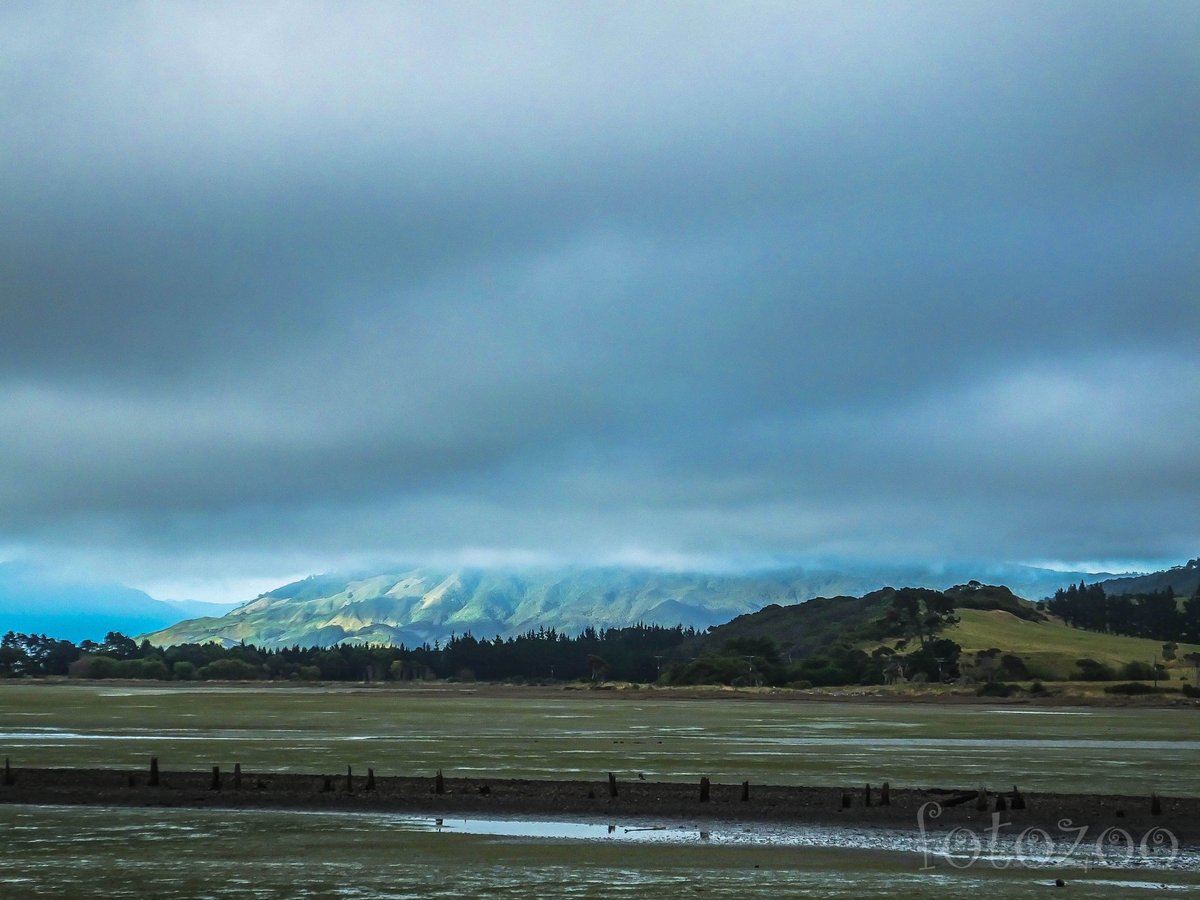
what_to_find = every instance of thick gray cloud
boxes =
[2,1,1198,598]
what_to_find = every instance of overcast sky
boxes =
[2,1,1198,601]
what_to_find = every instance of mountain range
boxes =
[141,562,1112,649]
[8,557,1192,650]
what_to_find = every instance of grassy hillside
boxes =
[687,583,1199,685]
[688,584,1035,661]
[939,608,1200,680]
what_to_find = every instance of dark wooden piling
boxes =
[740,780,750,802]
[435,769,445,795]
[608,772,618,798]
[995,793,1007,812]
[841,792,851,808]
[346,766,353,793]
[234,763,242,790]
[149,757,159,787]
[1011,785,1026,810]
[699,776,710,803]
[880,782,890,806]
[3,757,12,787]
[864,783,872,807]
[366,768,376,791]
[975,788,988,811]
[1152,794,1162,816]
[210,766,221,791]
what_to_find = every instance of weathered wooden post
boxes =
[881,782,890,806]
[1011,785,1025,810]
[740,780,750,802]
[1151,794,1162,816]
[3,757,12,787]
[995,793,1007,812]
[149,757,160,787]
[366,768,376,791]
[234,763,242,790]
[841,792,851,808]
[864,783,872,807]
[975,788,988,811]
[608,772,618,798]
[346,766,353,793]
[210,766,221,791]
[435,769,445,795]
[699,776,710,803]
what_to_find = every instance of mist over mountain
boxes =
[143,562,1100,649]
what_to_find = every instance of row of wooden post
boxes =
[843,782,892,807]
[841,782,891,807]
[0,758,1166,818]
[317,766,378,793]
[606,771,749,803]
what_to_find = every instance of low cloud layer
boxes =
[2,2,1197,599]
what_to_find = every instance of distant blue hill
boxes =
[1098,558,1199,598]
[0,562,234,643]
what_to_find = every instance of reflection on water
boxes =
[370,812,1200,871]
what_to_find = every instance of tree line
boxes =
[0,624,691,683]
[1047,581,1200,642]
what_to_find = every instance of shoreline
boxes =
[8,677,1199,709]
[2,768,1197,848]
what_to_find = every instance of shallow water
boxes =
[0,683,1195,796]
[2,805,1196,898]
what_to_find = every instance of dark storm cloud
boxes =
[1,1,1198,595]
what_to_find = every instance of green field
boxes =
[945,609,1200,680]
[1,682,1197,796]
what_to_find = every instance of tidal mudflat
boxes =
[2,683,1197,897]
[3,804,1198,899]
[0,682,1195,796]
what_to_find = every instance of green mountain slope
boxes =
[144,568,795,648]
[142,560,1193,652]
[142,562,1097,650]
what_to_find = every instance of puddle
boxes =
[301,811,1200,872]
